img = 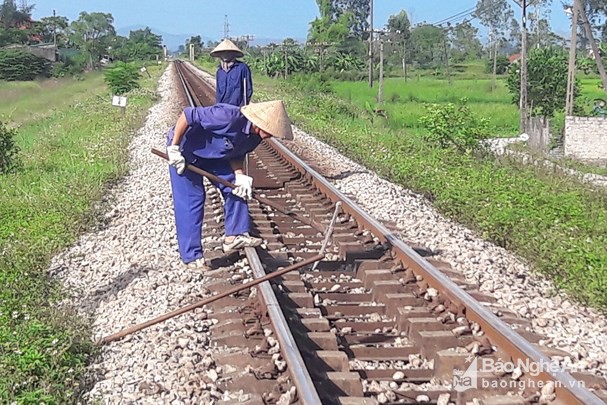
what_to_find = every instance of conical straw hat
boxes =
[241,100,294,141]
[210,39,244,57]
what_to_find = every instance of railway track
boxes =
[171,60,607,405]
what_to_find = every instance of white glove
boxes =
[167,145,185,174]
[232,173,253,200]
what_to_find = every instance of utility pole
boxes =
[52,9,56,47]
[519,0,529,134]
[310,42,336,72]
[223,15,230,39]
[443,26,451,85]
[535,2,542,49]
[378,40,384,103]
[492,32,499,91]
[262,47,269,76]
[284,45,288,79]
[368,0,374,87]
[402,37,408,82]
[565,3,579,116]
[575,0,607,94]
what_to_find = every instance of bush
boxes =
[0,121,20,174]
[288,73,333,94]
[389,93,401,103]
[51,53,88,78]
[507,47,574,119]
[419,98,489,153]
[485,55,510,75]
[0,49,51,81]
[104,62,141,95]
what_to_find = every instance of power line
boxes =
[432,7,476,25]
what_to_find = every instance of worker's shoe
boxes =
[222,234,263,254]
[185,257,211,271]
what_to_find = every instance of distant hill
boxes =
[116,25,213,52]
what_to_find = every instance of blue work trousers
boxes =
[168,158,250,264]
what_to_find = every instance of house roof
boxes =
[508,53,521,63]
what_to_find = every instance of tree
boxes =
[473,0,514,89]
[0,0,36,46]
[508,18,521,51]
[37,15,69,45]
[385,10,411,77]
[113,27,162,61]
[184,35,202,57]
[507,47,580,119]
[334,0,369,39]
[0,0,34,30]
[527,0,554,49]
[450,20,483,62]
[69,12,115,70]
[309,0,354,45]
[409,24,445,68]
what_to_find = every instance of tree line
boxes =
[0,0,164,80]
[185,0,606,83]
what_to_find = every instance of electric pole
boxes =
[284,45,288,79]
[575,0,607,94]
[402,37,407,82]
[52,9,56,48]
[378,40,384,103]
[519,0,529,133]
[443,26,451,85]
[223,15,230,39]
[368,0,374,87]
[565,3,579,116]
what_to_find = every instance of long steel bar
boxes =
[100,255,323,344]
[267,138,604,405]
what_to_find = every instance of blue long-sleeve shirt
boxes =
[167,103,262,162]
[215,61,253,107]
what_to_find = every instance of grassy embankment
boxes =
[0,64,163,404]
[202,60,607,311]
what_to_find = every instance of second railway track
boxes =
[171,60,607,405]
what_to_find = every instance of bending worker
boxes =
[211,39,253,106]
[166,100,293,268]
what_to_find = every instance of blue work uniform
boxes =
[166,103,262,264]
[216,61,253,106]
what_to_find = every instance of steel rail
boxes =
[266,138,605,405]
[174,61,199,107]
[173,61,323,405]
[245,247,323,405]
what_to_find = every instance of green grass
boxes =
[0,63,163,404]
[508,142,607,177]
[333,77,519,136]
[0,74,107,125]
[248,74,607,312]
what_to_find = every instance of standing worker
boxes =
[165,100,293,269]
[211,38,253,106]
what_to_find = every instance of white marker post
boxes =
[140,66,151,78]
[112,95,128,116]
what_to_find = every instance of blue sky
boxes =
[30,0,572,42]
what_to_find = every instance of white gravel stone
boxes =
[207,61,607,383]
[59,60,606,404]
[46,64,250,403]
[263,97,607,381]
